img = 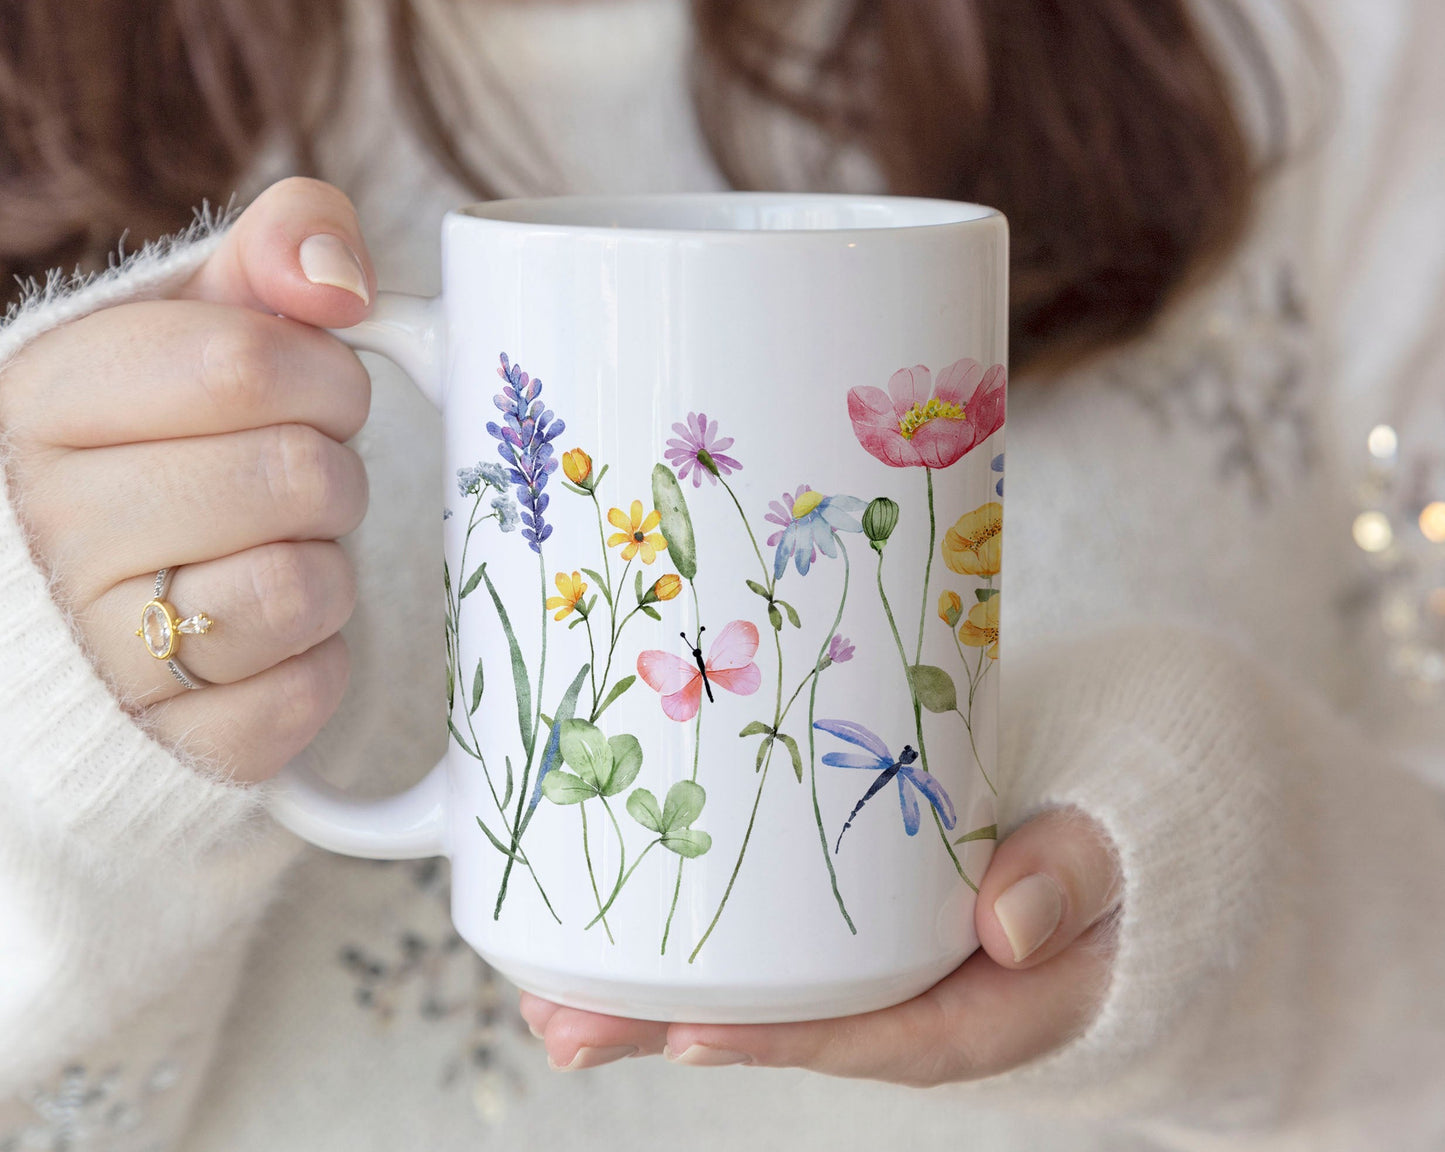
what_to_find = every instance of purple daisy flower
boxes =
[665,412,743,488]
[764,485,867,579]
[486,353,565,554]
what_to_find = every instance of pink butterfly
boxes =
[637,620,762,722]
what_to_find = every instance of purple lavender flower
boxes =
[826,634,855,665]
[486,353,566,553]
[665,412,743,488]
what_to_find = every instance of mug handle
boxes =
[267,292,452,860]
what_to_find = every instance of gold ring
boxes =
[135,568,214,663]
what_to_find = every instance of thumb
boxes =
[976,807,1123,969]
[180,177,375,327]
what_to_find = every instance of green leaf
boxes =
[524,664,591,832]
[595,675,636,720]
[540,714,554,730]
[593,464,610,488]
[745,579,771,600]
[779,600,802,629]
[652,464,699,581]
[568,616,585,630]
[460,565,486,600]
[634,568,646,604]
[561,480,591,497]
[469,657,485,715]
[661,780,706,832]
[910,664,959,713]
[481,566,533,760]
[502,756,514,808]
[641,605,663,621]
[584,595,598,617]
[476,817,526,861]
[661,828,713,858]
[627,787,664,833]
[446,718,476,757]
[776,733,803,782]
[582,569,612,608]
[603,733,644,796]
[976,588,1000,603]
[953,824,998,846]
[755,736,771,773]
[768,603,783,632]
[541,770,596,806]
[558,719,611,790]
[739,721,773,738]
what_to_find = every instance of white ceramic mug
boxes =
[271,193,1008,1023]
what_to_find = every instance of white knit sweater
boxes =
[2,2,1443,1150]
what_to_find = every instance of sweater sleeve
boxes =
[0,218,302,1121]
[969,626,1445,1145]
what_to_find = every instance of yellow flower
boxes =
[545,571,588,622]
[563,448,593,487]
[938,590,964,628]
[653,573,683,602]
[942,501,1003,577]
[607,500,669,564]
[958,595,1000,660]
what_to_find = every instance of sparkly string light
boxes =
[1355,423,1445,696]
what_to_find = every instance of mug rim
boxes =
[450,192,1004,239]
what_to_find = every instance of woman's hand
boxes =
[0,178,377,782]
[521,808,1122,1083]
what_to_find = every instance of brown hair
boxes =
[0,0,1281,372]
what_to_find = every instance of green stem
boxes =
[937,809,978,893]
[596,604,645,713]
[451,503,559,923]
[591,491,616,610]
[953,707,996,795]
[598,794,628,928]
[719,475,775,595]
[915,468,937,666]
[690,612,789,958]
[580,803,615,944]
[878,549,966,886]
[690,757,771,963]
[876,550,930,774]
[589,841,659,930]
[584,614,600,716]
[810,543,856,933]
[663,600,705,955]
[493,548,549,920]
[610,557,635,649]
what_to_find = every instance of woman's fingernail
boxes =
[299,234,370,304]
[527,1023,545,1041]
[994,873,1064,962]
[664,1044,753,1067]
[549,1045,638,1071]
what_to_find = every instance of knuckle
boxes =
[249,545,320,649]
[274,641,346,736]
[201,319,279,416]
[262,423,336,526]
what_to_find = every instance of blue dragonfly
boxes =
[814,720,958,853]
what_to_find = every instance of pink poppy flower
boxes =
[847,359,1006,470]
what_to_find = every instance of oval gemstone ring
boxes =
[136,568,214,662]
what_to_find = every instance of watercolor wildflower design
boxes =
[450,353,1004,957]
[842,359,1007,891]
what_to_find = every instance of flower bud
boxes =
[863,497,900,552]
[652,573,683,602]
[695,448,722,478]
[563,448,594,488]
[938,590,964,629]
